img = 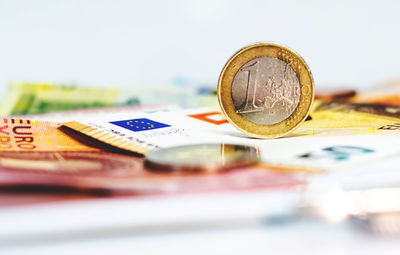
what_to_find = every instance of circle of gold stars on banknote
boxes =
[218,42,314,138]
[127,120,155,130]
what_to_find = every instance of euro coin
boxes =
[144,143,259,173]
[218,42,314,138]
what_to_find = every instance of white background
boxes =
[1,1,400,254]
[0,0,399,96]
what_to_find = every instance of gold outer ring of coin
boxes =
[218,42,314,139]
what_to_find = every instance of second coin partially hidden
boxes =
[145,144,260,173]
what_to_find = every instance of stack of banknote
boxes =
[2,81,400,236]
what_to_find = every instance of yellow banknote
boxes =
[289,100,400,137]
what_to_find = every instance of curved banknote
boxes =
[63,103,400,172]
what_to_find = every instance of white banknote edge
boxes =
[62,107,400,172]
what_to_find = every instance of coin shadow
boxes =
[59,126,143,157]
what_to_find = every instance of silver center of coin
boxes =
[231,56,301,125]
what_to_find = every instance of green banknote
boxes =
[0,83,120,116]
[0,83,218,116]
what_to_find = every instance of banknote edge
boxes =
[62,121,151,155]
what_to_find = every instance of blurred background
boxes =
[2,1,400,254]
[1,0,399,97]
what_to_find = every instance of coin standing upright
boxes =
[218,42,314,138]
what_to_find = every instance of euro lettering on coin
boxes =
[144,144,259,173]
[218,42,314,138]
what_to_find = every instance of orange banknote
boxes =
[0,118,99,152]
